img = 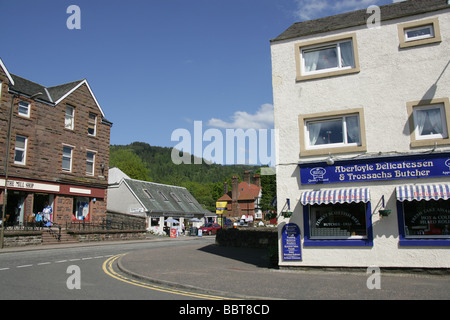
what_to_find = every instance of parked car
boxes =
[199,223,221,235]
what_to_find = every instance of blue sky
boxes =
[1,0,394,164]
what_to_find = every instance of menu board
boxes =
[282,223,302,261]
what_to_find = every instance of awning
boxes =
[396,184,450,202]
[301,188,370,205]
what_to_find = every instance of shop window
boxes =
[309,202,368,239]
[73,197,90,221]
[397,201,450,246]
[302,189,373,246]
[150,217,159,227]
[295,33,360,81]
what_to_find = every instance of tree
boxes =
[109,148,149,181]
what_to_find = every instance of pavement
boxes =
[3,235,450,300]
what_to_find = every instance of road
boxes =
[0,237,216,300]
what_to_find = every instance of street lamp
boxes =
[0,91,42,248]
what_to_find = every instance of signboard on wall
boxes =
[299,153,450,185]
[282,223,302,261]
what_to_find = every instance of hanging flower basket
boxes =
[282,211,293,218]
[379,209,391,217]
[265,213,277,221]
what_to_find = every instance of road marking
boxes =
[102,254,236,300]
[0,254,122,272]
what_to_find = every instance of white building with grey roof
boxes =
[107,168,210,233]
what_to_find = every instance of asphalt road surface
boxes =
[0,238,214,300]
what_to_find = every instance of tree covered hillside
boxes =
[109,142,276,213]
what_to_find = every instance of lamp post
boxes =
[0,92,41,248]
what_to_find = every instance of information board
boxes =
[282,223,302,261]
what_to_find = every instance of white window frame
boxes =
[62,145,74,172]
[398,18,441,49]
[65,105,75,130]
[413,104,448,141]
[305,114,361,150]
[88,113,97,136]
[86,151,96,176]
[301,39,355,77]
[18,101,30,118]
[404,24,434,42]
[14,135,27,165]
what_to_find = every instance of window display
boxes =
[402,199,450,238]
[309,202,367,239]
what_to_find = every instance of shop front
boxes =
[281,152,450,269]
[0,177,106,226]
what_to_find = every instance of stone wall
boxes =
[216,227,278,267]
[2,231,42,247]
[68,230,147,242]
[106,211,146,229]
[216,227,278,248]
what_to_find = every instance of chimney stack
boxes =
[253,175,261,188]
[244,171,251,184]
[231,176,240,217]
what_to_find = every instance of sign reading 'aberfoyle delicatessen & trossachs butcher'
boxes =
[300,153,450,185]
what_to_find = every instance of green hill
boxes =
[109,142,275,212]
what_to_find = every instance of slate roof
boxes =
[7,73,110,123]
[10,74,83,104]
[271,0,450,42]
[123,178,209,217]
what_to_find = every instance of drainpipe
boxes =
[1,92,41,248]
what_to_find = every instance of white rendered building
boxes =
[271,0,450,269]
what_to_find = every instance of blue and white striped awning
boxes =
[301,188,370,205]
[396,184,450,202]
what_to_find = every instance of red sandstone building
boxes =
[0,57,112,226]
[218,171,262,222]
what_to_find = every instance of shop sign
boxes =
[0,178,60,192]
[282,223,302,261]
[216,201,228,214]
[300,153,450,185]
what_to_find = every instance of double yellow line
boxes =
[102,254,235,300]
